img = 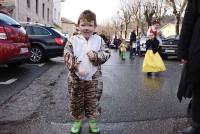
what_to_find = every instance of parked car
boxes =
[21,22,67,63]
[159,35,179,59]
[62,32,69,40]
[109,39,118,49]
[0,13,31,67]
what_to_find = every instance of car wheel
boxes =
[30,46,44,63]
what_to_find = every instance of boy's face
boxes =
[78,19,96,39]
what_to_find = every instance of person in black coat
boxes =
[129,30,137,58]
[178,0,200,133]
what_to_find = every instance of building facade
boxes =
[0,0,65,27]
[61,17,76,37]
[53,0,65,26]
[161,23,182,38]
[14,0,54,26]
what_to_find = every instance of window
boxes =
[47,8,49,22]
[24,26,33,35]
[58,12,60,22]
[54,8,56,20]
[27,0,30,8]
[42,3,45,19]
[36,0,38,14]
[32,26,50,35]
[27,17,31,22]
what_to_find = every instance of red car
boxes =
[0,13,31,67]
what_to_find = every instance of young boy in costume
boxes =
[64,10,110,134]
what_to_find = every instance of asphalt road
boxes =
[0,50,191,134]
[0,61,55,105]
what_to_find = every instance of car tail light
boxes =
[55,37,64,45]
[4,25,28,43]
[0,26,7,39]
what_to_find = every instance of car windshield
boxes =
[0,13,20,26]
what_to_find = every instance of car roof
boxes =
[20,22,47,27]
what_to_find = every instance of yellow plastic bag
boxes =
[142,50,166,72]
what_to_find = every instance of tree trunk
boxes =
[141,21,145,36]
[136,19,139,36]
[125,23,128,39]
[147,20,151,28]
[176,14,180,36]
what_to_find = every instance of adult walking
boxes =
[178,0,200,133]
[113,35,119,49]
[129,30,137,58]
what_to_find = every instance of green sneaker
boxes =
[89,119,100,134]
[70,120,81,134]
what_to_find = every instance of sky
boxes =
[61,0,120,24]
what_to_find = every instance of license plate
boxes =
[165,49,175,53]
[20,48,29,54]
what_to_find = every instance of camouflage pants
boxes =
[95,70,103,101]
[68,74,98,119]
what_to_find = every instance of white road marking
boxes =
[0,78,18,85]
[38,63,45,67]
[51,57,64,63]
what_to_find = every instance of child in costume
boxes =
[118,40,127,60]
[64,10,110,134]
[142,29,166,76]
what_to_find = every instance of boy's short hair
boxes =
[77,10,97,26]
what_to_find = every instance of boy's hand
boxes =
[87,49,95,61]
[64,54,73,69]
[64,54,81,70]
[79,67,87,77]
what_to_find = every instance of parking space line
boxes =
[38,63,45,67]
[0,78,18,85]
[51,57,64,63]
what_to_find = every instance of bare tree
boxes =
[143,0,167,27]
[111,14,121,36]
[130,0,143,36]
[97,22,115,37]
[143,2,156,27]
[166,0,187,35]
[119,0,132,38]
[154,0,167,20]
